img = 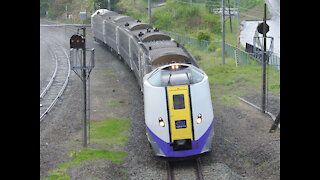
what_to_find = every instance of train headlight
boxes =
[159,117,165,127]
[171,64,179,70]
[197,113,202,124]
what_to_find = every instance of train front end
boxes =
[143,63,214,158]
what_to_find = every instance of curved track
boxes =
[40,35,71,122]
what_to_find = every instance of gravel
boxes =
[242,92,280,118]
[40,20,280,180]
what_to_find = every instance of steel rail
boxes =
[195,158,204,180]
[40,36,58,99]
[166,158,204,180]
[40,37,71,122]
[166,161,173,180]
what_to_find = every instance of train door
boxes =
[166,85,194,150]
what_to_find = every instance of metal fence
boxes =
[162,29,280,120]
[162,30,280,71]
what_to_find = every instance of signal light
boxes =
[70,34,85,50]
[159,117,165,127]
[197,113,202,124]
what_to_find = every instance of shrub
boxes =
[47,8,59,19]
[197,30,211,41]
[153,12,172,30]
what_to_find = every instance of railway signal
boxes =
[252,3,274,114]
[257,22,269,35]
[70,34,85,50]
[70,27,95,147]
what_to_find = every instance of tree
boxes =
[40,0,50,17]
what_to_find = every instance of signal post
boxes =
[70,27,95,147]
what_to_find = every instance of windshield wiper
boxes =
[167,73,172,85]
[185,72,191,84]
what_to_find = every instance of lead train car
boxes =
[91,9,214,158]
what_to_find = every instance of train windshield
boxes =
[147,65,205,87]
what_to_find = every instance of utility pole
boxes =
[235,0,241,66]
[227,0,232,33]
[82,27,87,147]
[108,0,111,10]
[261,3,267,113]
[237,0,240,36]
[148,0,151,25]
[221,0,225,64]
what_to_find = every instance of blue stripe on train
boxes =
[147,120,213,157]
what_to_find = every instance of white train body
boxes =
[91,9,214,158]
[143,64,214,157]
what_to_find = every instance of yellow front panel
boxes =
[167,85,193,142]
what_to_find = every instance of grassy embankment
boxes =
[42,118,131,180]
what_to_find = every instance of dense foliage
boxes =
[151,1,221,41]
[40,0,121,21]
[41,0,265,42]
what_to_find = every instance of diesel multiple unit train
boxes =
[91,9,214,158]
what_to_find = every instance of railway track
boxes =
[166,158,204,180]
[40,34,71,122]
[40,23,93,122]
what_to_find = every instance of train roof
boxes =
[128,22,152,31]
[92,9,199,68]
[92,9,119,18]
[131,29,171,43]
[113,15,135,23]
[143,39,198,67]
[145,63,206,87]
[140,32,171,42]
[143,40,178,49]
[148,47,191,65]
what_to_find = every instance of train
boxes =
[91,9,215,158]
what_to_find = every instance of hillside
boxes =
[41,0,266,45]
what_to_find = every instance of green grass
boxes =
[256,161,268,170]
[42,118,131,180]
[190,48,280,106]
[90,119,131,144]
[42,149,127,180]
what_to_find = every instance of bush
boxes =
[47,8,59,20]
[208,43,218,52]
[175,4,200,19]
[203,13,221,33]
[153,12,172,30]
[197,30,211,41]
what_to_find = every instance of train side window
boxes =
[173,94,185,109]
